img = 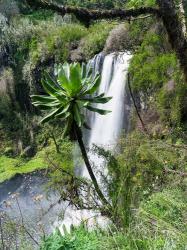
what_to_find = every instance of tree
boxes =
[31,62,112,211]
[26,0,187,82]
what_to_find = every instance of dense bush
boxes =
[129,30,187,126]
[76,21,115,60]
[93,131,187,226]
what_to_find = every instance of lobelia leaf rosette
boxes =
[31,62,112,136]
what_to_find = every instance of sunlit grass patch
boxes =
[0,152,46,183]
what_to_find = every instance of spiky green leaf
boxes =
[31,95,56,103]
[84,74,101,95]
[86,105,111,115]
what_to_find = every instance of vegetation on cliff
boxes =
[0,0,187,249]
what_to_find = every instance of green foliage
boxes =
[157,73,187,126]
[55,0,156,9]
[79,22,115,60]
[126,0,156,8]
[100,131,187,226]
[44,139,74,176]
[40,226,104,250]
[129,31,187,125]
[56,0,126,9]
[28,23,87,65]
[0,152,46,183]
[141,188,187,233]
[0,112,35,154]
[41,186,187,250]
[129,33,176,92]
[25,10,54,22]
[31,62,111,136]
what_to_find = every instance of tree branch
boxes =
[26,0,187,82]
[26,0,160,25]
[157,0,187,82]
[127,74,149,136]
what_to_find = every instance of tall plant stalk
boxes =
[74,123,111,210]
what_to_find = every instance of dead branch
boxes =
[0,215,5,250]
[127,73,150,136]
[15,197,39,246]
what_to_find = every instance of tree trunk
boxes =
[74,123,111,210]
[157,0,187,82]
[179,0,187,35]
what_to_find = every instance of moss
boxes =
[79,21,115,60]
[129,30,187,126]
[0,152,46,183]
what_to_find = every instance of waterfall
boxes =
[60,52,132,231]
[83,52,132,178]
[90,52,132,146]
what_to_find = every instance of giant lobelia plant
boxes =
[31,62,112,210]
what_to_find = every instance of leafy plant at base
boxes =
[31,62,112,212]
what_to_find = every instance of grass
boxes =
[0,152,46,183]
[40,224,187,250]
[40,188,187,250]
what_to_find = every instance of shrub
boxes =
[77,21,115,60]
[104,24,133,53]
[129,30,187,126]
[97,131,187,226]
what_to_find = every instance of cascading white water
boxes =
[83,52,132,178]
[91,52,132,146]
[59,52,132,231]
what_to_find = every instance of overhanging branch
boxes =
[26,0,160,25]
[26,0,187,82]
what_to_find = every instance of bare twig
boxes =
[0,214,5,250]
[129,14,152,21]
[15,197,39,246]
[127,73,149,135]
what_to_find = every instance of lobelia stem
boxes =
[74,123,111,211]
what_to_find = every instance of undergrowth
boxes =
[40,188,187,250]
